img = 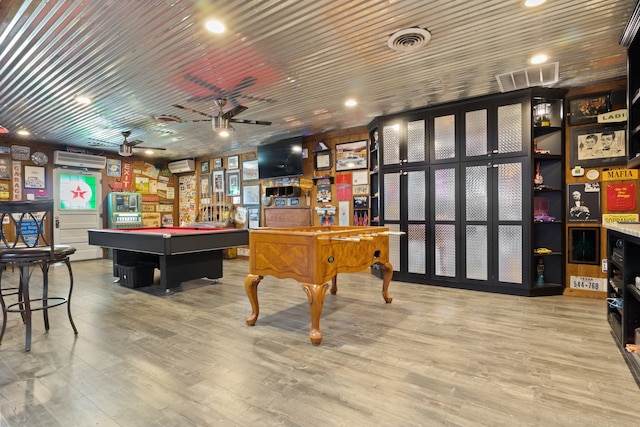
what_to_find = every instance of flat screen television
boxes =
[258,137,303,179]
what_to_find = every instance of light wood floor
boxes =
[0,258,638,426]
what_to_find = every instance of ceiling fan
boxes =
[118,131,166,157]
[172,98,271,137]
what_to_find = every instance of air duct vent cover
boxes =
[387,27,431,52]
[496,62,559,92]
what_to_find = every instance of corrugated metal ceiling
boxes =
[0,0,636,160]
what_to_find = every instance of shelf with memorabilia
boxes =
[622,1,640,168]
[605,224,640,387]
[530,95,566,295]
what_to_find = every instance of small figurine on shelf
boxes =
[536,258,545,287]
[534,161,544,187]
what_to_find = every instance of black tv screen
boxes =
[258,137,303,179]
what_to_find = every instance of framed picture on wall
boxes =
[568,227,599,264]
[314,151,332,170]
[242,184,260,205]
[212,169,225,194]
[200,160,210,174]
[213,158,223,168]
[568,182,600,223]
[568,93,610,126]
[242,159,259,181]
[569,124,626,168]
[228,155,239,170]
[335,141,368,171]
[227,170,240,196]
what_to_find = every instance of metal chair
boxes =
[0,200,77,352]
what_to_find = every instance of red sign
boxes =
[121,161,133,191]
[607,183,636,211]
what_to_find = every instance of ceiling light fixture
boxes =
[345,99,357,107]
[205,19,225,34]
[212,116,231,137]
[524,0,546,7]
[530,53,548,64]
[17,129,30,136]
[118,144,133,157]
[74,95,92,105]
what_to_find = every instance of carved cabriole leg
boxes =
[302,282,329,345]
[244,274,263,326]
[330,276,337,295]
[379,262,394,303]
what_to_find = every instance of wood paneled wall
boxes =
[564,79,632,298]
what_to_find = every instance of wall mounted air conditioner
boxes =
[167,159,195,174]
[53,150,107,169]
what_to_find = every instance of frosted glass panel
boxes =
[382,123,400,165]
[497,103,522,153]
[388,223,401,271]
[498,225,522,284]
[466,225,487,280]
[408,224,426,274]
[497,162,522,221]
[465,109,488,157]
[407,119,426,162]
[434,168,456,221]
[383,172,400,221]
[465,165,487,221]
[434,115,456,160]
[407,171,425,221]
[435,224,456,277]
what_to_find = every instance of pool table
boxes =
[88,226,248,293]
[244,226,394,345]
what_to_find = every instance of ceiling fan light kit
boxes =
[173,98,271,138]
[117,130,166,157]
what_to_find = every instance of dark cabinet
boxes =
[369,88,566,295]
[606,225,640,386]
[622,1,640,168]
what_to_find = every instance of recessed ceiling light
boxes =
[530,53,548,64]
[17,129,30,136]
[205,20,225,34]
[345,99,357,107]
[524,0,546,7]
[74,95,92,105]
[218,129,230,138]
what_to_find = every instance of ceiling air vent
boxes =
[496,62,559,92]
[387,27,432,52]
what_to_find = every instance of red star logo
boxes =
[71,185,87,199]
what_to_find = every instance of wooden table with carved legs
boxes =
[244,226,394,345]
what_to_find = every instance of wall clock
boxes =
[30,151,48,166]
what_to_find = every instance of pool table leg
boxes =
[379,261,394,303]
[302,282,330,345]
[244,274,263,326]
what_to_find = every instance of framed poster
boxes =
[242,159,259,181]
[24,166,45,188]
[314,151,332,170]
[212,169,225,194]
[568,227,599,265]
[570,124,626,168]
[335,141,367,171]
[568,93,610,126]
[568,182,600,223]
[200,160,210,173]
[227,170,240,196]
[213,158,223,168]
[242,184,260,205]
[0,158,10,180]
[227,155,239,170]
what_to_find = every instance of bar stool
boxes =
[0,200,77,352]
